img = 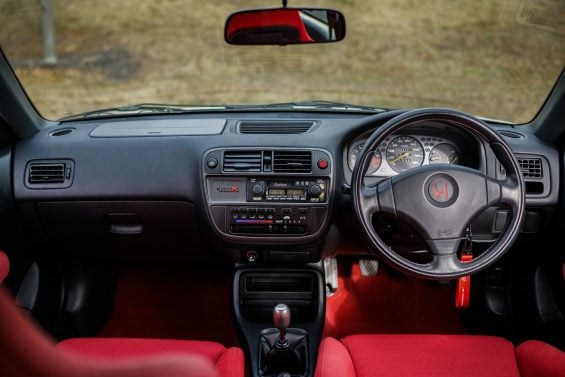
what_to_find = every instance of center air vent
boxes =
[223,151,262,172]
[518,157,542,179]
[238,121,314,134]
[273,151,312,173]
[25,159,74,189]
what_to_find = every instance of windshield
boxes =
[1,0,563,123]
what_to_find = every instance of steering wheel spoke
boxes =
[500,177,521,210]
[486,175,521,210]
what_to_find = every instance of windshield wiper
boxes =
[60,103,228,121]
[60,101,389,121]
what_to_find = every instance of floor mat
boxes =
[99,263,239,347]
[324,258,467,339]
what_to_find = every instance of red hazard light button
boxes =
[317,159,329,169]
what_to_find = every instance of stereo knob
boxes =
[252,183,265,196]
[308,184,322,197]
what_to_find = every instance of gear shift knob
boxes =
[273,303,291,345]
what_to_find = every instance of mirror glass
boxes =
[225,8,346,45]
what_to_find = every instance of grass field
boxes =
[0,0,563,122]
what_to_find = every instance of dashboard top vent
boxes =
[223,151,262,172]
[518,157,542,179]
[26,160,74,189]
[497,130,524,139]
[273,151,312,173]
[238,121,314,134]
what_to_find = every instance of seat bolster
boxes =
[314,337,356,377]
[516,340,565,377]
[0,250,10,284]
[215,347,245,377]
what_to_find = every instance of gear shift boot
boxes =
[259,328,308,376]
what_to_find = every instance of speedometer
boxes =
[385,136,424,172]
[349,143,382,175]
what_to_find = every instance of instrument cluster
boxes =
[348,134,461,176]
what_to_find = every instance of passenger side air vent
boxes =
[273,151,312,173]
[223,151,262,172]
[238,121,315,134]
[25,160,74,189]
[518,158,543,179]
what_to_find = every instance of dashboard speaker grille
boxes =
[518,158,542,179]
[273,151,312,173]
[223,151,262,172]
[238,121,314,134]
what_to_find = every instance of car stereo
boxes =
[247,178,327,203]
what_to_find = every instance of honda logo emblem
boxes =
[428,177,454,203]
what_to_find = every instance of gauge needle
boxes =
[449,156,459,164]
[389,152,410,164]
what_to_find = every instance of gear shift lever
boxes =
[272,303,291,347]
[260,303,307,375]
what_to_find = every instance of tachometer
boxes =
[429,143,460,164]
[385,136,424,172]
[349,143,382,175]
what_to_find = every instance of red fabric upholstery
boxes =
[215,347,245,377]
[516,340,565,377]
[0,288,217,377]
[58,338,244,377]
[314,337,355,377]
[0,250,10,284]
[316,335,523,377]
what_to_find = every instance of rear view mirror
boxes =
[225,8,346,45]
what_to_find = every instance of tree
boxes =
[40,0,57,64]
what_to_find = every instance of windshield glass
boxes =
[1,0,563,123]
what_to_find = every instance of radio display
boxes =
[286,189,305,196]
[268,189,286,196]
[267,188,305,196]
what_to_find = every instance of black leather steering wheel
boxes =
[352,108,525,280]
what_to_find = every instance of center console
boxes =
[202,148,333,245]
[203,149,329,376]
[233,265,325,377]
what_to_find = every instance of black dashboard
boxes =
[7,110,560,263]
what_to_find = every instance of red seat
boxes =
[0,251,245,377]
[58,338,244,377]
[314,334,565,377]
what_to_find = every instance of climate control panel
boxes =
[230,206,310,234]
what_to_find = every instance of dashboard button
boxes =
[282,208,291,215]
[317,159,329,169]
[206,158,218,168]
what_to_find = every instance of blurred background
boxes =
[0,0,563,122]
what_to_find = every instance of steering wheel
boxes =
[352,108,525,280]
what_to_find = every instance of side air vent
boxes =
[273,151,312,173]
[25,160,74,189]
[518,158,543,179]
[223,151,262,172]
[238,121,315,134]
